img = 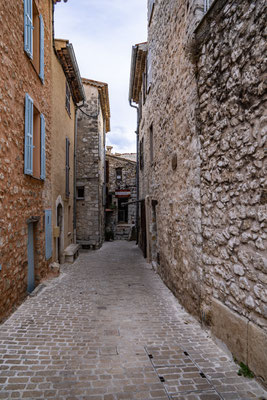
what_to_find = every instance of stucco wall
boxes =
[0,0,52,321]
[51,49,75,262]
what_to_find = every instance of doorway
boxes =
[118,198,128,223]
[57,203,63,262]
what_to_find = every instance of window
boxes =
[147,50,153,93]
[65,138,70,197]
[24,0,44,81]
[66,81,71,115]
[24,93,45,179]
[45,209,52,260]
[150,124,154,163]
[116,168,122,182]
[148,0,155,25]
[140,138,144,170]
[77,186,85,199]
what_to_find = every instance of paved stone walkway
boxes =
[0,241,266,400]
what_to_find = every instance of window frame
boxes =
[76,186,85,200]
[65,81,71,116]
[148,0,155,26]
[116,168,122,182]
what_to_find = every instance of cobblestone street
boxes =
[0,241,266,400]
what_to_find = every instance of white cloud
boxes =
[55,0,147,153]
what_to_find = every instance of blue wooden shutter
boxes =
[204,0,210,12]
[45,209,52,260]
[24,0,33,58]
[24,93,34,175]
[40,114,46,180]
[39,14,44,82]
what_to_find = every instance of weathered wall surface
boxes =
[76,84,105,248]
[51,50,75,261]
[195,0,267,377]
[139,0,267,380]
[0,0,52,321]
[139,0,204,316]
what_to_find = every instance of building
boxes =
[51,39,85,263]
[0,0,64,321]
[76,79,110,249]
[129,0,267,381]
[105,147,137,240]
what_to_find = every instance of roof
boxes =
[129,42,147,103]
[55,39,85,104]
[106,154,136,165]
[82,78,111,133]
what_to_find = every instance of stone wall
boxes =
[138,0,266,380]
[0,0,53,321]
[195,0,267,377]
[139,0,204,316]
[76,84,105,249]
[106,154,136,238]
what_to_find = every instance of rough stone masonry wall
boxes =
[106,155,136,233]
[195,0,267,378]
[76,85,103,248]
[0,0,52,321]
[139,0,204,316]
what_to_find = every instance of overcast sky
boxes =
[54,0,147,154]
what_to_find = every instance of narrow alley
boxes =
[0,242,266,400]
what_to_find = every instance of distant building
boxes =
[76,79,110,249]
[51,39,85,262]
[105,147,136,240]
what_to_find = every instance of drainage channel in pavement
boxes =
[145,345,223,400]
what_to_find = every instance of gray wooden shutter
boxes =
[45,209,52,260]
[24,93,34,175]
[39,14,44,82]
[24,0,33,58]
[65,138,70,197]
[40,114,46,180]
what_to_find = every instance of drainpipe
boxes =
[73,106,78,243]
[129,100,140,244]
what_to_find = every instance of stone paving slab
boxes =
[0,241,266,400]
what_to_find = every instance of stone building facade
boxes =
[129,0,267,381]
[105,148,137,240]
[0,0,56,321]
[76,79,110,249]
[51,39,85,262]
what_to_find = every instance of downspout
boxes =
[129,100,140,245]
[73,106,78,243]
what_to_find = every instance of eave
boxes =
[82,78,111,133]
[129,42,147,104]
[55,39,85,105]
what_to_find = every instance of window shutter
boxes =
[40,114,46,180]
[39,14,44,82]
[147,50,152,92]
[148,0,155,25]
[65,138,70,197]
[24,0,33,58]
[45,209,52,260]
[24,93,34,175]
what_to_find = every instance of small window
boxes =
[116,168,122,182]
[149,124,154,163]
[77,186,85,199]
[66,81,71,115]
